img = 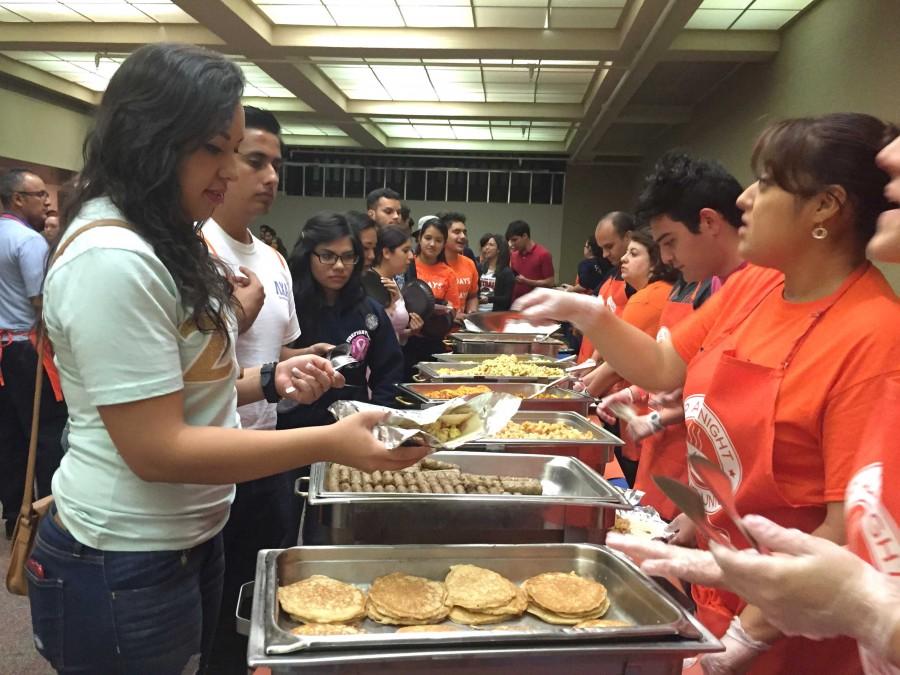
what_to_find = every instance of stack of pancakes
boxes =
[445,564,528,625]
[523,572,610,625]
[366,572,452,626]
[277,575,367,636]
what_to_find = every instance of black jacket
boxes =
[277,297,403,429]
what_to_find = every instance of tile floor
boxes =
[0,533,53,674]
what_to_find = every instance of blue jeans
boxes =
[27,510,224,674]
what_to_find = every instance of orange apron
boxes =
[577,275,627,363]
[630,289,699,520]
[0,329,63,402]
[684,266,866,674]
[845,378,900,675]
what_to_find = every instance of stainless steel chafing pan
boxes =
[396,382,593,415]
[241,543,721,673]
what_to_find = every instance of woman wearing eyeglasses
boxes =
[277,211,404,432]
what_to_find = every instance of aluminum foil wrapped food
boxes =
[328,392,522,451]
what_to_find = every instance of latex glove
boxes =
[605,532,724,587]
[710,515,900,659]
[595,386,634,424]
[625,411,664,441]
[649,387,683,410]
[512,288,607,333]
[697,615,769,674]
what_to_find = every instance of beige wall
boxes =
[0,86,92,173]
[558,164,643,279]
[654,0,900,286]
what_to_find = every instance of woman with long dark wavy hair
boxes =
[477,233,516,312]
[32,43,426,674]
[277,212,404,431]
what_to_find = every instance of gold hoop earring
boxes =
[812,227,828,240]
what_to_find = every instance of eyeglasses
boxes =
[312,251,359,266]
[16,190,50,200]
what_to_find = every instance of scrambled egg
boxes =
[438,354,563,378]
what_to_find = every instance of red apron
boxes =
[845,378,900,675]
[577,275,627,363]
[684,266,867,674]
[630,292,698,519]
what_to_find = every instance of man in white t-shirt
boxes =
[202,107,330,672]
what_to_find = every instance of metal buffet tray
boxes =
[396,382,594,416]
[298,450,626,546]
[477,410,622,448]
[431,352,574,364]
[449,332,567,356]
[415,360,567,383]
[305,451,629,508]
[243,543,721,670]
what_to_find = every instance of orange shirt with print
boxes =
[617,280,672,460]
[621,280,672,336]
[414,258,460,310]
[672,263,900,509]
[446,254,479,311]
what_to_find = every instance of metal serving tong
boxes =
[687,455,769,554]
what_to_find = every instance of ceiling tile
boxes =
[698,0,751,8]
[685,8,742,29]
[549,7,621,28]
[492,127,528,140]
[474,6,545,28]
[256,4,335,25]
[132,3,196,23]
[529,128,568,141]
[472,0,546,6]
[399,5,473,27]
[750,0,815,8]
[551,0,626,6]
[485,91,533,102]
[2,3,90,21]
[324,1,403,26]
[0,6,29,21]
[414,124,456,139]
[65,2,154,22]
[535,91,583,102]
[426,66,482,83]
[452,126,492,140]
[378,123,421,138]
[731,8,795,29]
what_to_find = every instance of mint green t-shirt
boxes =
[44,197,238,551]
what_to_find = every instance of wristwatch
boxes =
[648,410,664,433]
[260,361,280,403]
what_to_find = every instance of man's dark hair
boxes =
[366,187,401,209]
[636,152,743,232]
[244,106,281,136]
[0,168,31,208]
[438,211,466,229]
[601,210,635,238]
[400,205,410,220]
[505,220,530,240]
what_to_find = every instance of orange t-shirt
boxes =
[445,254,479,311]
[620,280,672,337]
[414,258,460,310]
[672,263,900,506]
